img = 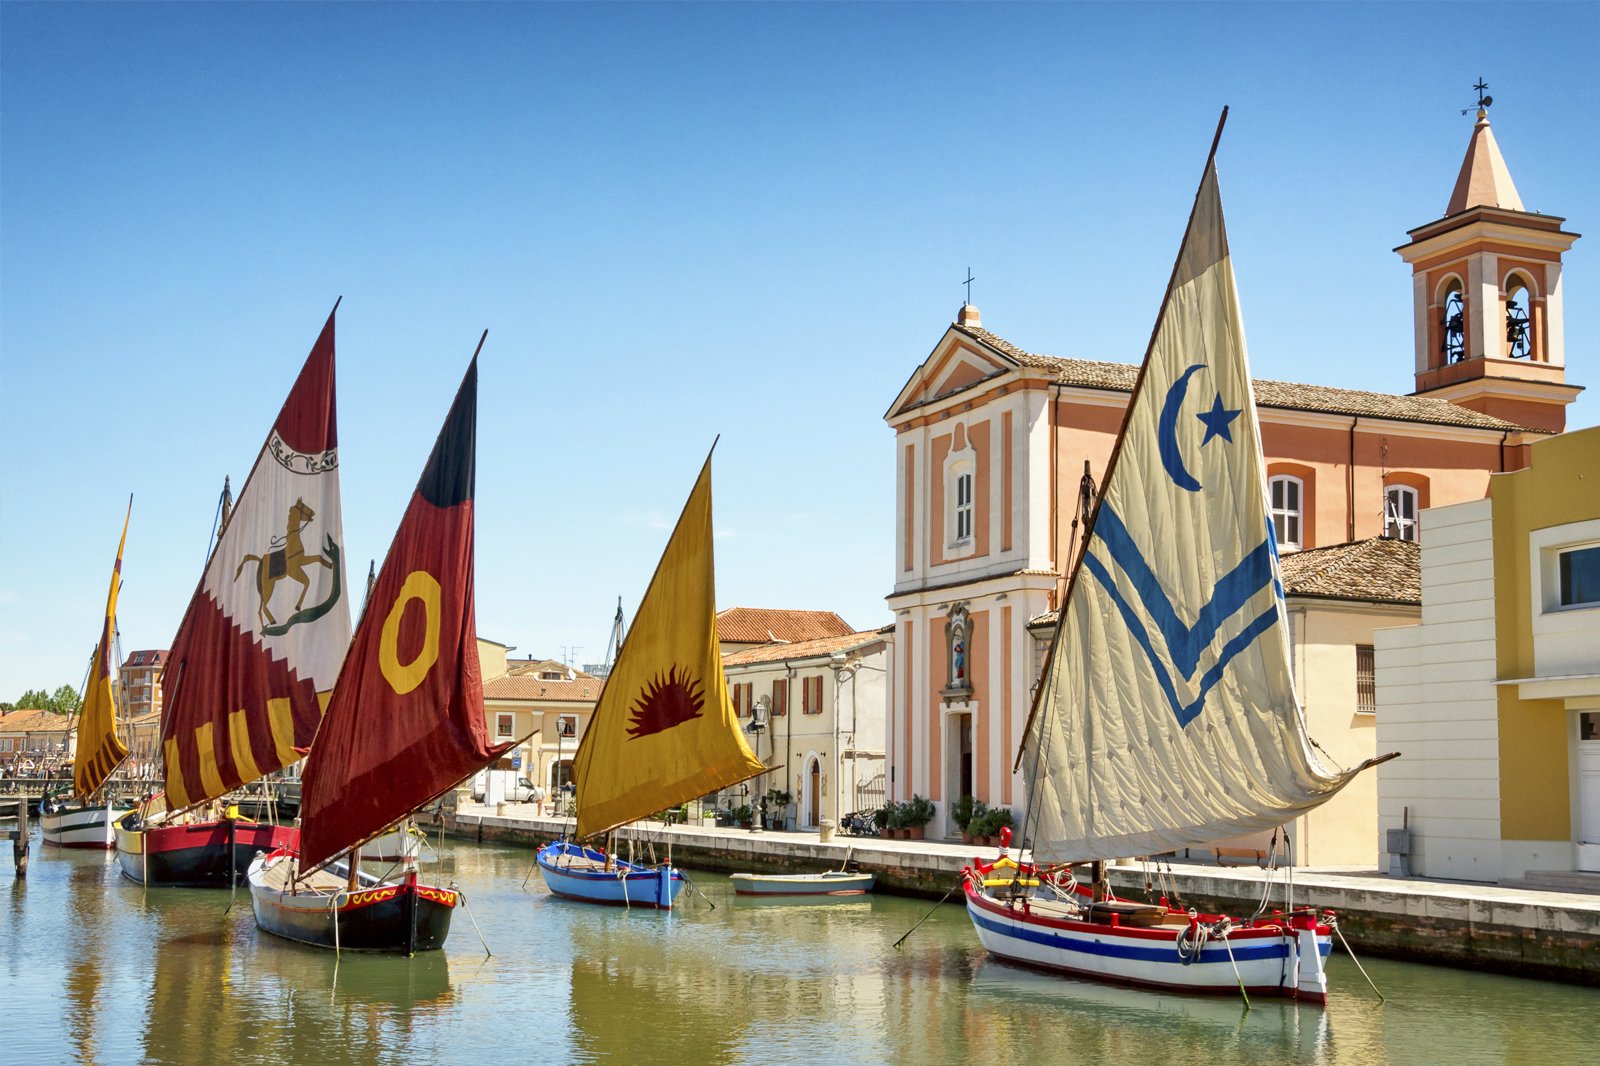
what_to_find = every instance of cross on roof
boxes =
[963,268,975,305]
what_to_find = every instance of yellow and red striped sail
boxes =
[73,500,132,797]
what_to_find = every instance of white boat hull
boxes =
[40,802,127,849]
[730,871,876,896]
[963,880,1331,1003]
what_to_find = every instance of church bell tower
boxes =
[1395,85,1582,432]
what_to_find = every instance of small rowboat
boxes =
[730,870,876,897]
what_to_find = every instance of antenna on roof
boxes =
[1460,78,1493,116]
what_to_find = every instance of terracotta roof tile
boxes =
[716,607,855,644]
[952,325,1540,433]
[0,708,71,732]
[1277,537,1422,605]
[721,631,885,667]
[482,676,604,703]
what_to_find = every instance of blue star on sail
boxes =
[1197,392,1241,446]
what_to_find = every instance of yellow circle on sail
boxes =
[380,570,441,695]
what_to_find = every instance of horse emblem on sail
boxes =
[234,497,344,636]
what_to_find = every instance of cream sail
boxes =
[1020,159,1385,865]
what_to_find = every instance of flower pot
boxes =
[907,826,925,840]
[961,831,973,845]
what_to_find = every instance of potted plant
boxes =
[732,803,753,829]
[905,794,935,840]
[871,804,892,837]
[764,788,793,831]
[951,795,986,844]
[881,800,907,838]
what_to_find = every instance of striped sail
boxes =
[1022,154,1381,864]
[73,502,132,797]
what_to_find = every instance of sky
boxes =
[2,2,1597,700]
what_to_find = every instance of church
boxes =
[882,103,1582,864]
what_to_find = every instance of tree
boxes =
[7,686,81,714]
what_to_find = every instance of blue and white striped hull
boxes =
[536,841,685,909]
[963,881,1332,1003]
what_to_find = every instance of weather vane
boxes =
[1461,78,1493,116]
[963,267,975,305]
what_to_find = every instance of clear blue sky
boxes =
[3,2,1597,699]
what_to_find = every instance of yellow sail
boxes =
[74,500,132,797]
[572,455,763,841]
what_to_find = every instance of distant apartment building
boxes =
[119,648,167,725]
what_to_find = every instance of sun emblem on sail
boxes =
[627,665,705,739]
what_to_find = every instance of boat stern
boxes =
[1291,912,1333,1004]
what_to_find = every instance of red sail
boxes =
[159,306,351,810]
[298,354,507,871]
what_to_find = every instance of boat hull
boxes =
[248,851,456,954]
[536,840,685,909]
[40,802,127,849]
[115,809,299,887]
[962,878,1332,1004]
[730,871,876,896]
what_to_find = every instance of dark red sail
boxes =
[298,351,508,872]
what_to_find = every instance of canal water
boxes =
[3,832,1596,1065]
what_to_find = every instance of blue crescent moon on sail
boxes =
[1158,365,1207,492]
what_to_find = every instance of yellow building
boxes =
[1377,426,1600,883]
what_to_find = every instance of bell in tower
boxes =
[1394,82,1582,433]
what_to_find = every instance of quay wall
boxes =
[418,805,1600,988]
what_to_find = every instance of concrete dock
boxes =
[421,800,1600,987]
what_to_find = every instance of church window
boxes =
[1385,486,1419,542]
[1269,475,1303,550]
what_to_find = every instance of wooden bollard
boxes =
[11,798,29,878]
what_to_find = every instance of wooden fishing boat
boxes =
[40,793,127,850]
[117,308,349,887]
[963,114,1393,1005]
[729,870,875,897]
[41,503,133,851]
[249,345,508,954]
[115,792,296,887]
[537,450,767,909]
[538,839,684,909]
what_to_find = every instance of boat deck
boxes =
[256,858,355,895]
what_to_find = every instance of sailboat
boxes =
[248,345,508,953]
[40,503,134,849]
[115,305,350,886]
[537,450,765,909]
[961,113,1395,1004]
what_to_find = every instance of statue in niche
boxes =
[943,604,972,699]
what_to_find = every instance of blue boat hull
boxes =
[536,840,685,909]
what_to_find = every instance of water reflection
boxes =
[6,833,1600,1065]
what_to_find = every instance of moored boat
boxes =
[730,870,876,897]
[40,792,127,850]
[965,114,1393,1005]
[248,848,457,953]
[538,839,684,909]
[114,792,296,887]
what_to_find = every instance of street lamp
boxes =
[747,696,769,833]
